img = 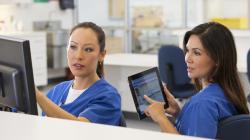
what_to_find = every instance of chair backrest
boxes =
[247,49,250,81]
[119,113,127,127]
[247,49,250,102]
[158,45,190,87]
[216,114,250,140]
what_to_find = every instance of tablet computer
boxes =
[128,67,168,120]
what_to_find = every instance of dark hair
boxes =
[70,22,105,78]
[183,22,249,114]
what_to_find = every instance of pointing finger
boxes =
[144,95,155,104]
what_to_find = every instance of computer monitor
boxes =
[0,35,38,115]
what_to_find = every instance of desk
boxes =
[104,53,247,112]
[0,111,208,140]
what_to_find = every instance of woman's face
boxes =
[185,35,215,81]
[67,28,105,78]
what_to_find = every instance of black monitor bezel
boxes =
[0,35,38,115]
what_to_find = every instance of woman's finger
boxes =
[144,95,155,104]
[144,109,150,117]
[163,85,174,99]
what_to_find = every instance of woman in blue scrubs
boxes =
[36,22,121,126]
[144,22,249,138]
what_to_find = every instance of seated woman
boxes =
[144,22,249,138]
[36,22,121,126]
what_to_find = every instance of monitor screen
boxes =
[0,35,38,115]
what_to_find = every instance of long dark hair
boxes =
[183,22,249,114]
[70,22,105,78]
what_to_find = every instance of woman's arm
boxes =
[157,114,179,134]
[36,89,89,122]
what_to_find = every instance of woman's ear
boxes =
[99,50,106,62]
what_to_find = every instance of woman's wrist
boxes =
[156,113,168,124]
[157,114,179,134]
[36,90,44,101]
[173,108,180,117]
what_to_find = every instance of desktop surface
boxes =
[0,111,209,140]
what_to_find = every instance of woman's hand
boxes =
[163,85,180,117]
[144,91,180,134]
[144,95,166,123]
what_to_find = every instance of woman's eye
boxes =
[194,50,201,56]
[84,48,93,52]
[69,45,77,50]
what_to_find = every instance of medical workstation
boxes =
[0,0,250,140]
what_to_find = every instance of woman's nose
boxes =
[185,53,191,64]
[75,50,84,59]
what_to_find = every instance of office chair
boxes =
[119,113,127,127]
[216,114,250,140]
[247,49,250,102]
[158,45,196,99]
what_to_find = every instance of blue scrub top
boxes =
[175,83,238,138]
[43,79,121,126]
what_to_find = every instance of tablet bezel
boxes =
[128,67,168,120]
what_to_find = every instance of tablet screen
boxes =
[128,67,168,119]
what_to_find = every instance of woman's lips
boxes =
[73,63,84,69]
[187,67,193,72]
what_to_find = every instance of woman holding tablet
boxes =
[36,22,121,126]
[144,22,249,138]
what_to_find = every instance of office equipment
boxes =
[128,67,168,119]
[0,35,38,115]
[0,111,208,140]
[158,45,196,99]
[216,114,250,140]
[59,0,74,10]
[47,29,68,68]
